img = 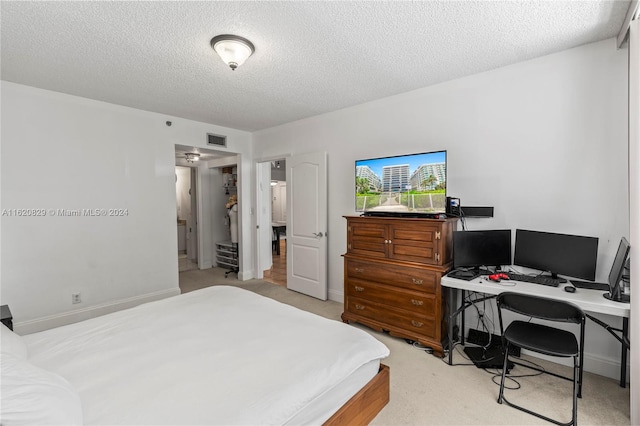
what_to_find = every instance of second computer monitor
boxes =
[606,237,630,301]
[514,229,598,281]
[453,229,512,270]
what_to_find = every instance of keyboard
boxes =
[570,280,609,291]
[506,273,560,287]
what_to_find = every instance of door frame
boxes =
[254,155,290,279]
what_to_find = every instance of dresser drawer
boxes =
[347,297,436,337]
[346,259,438,292]
[346,279,435,315]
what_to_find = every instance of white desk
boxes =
[441,275,630,388]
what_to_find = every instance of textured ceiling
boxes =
[0,1,630,132]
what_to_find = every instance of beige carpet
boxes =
[179,268,631,425]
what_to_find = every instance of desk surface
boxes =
[441,275,630,318]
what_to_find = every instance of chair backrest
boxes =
[496,292,584,324]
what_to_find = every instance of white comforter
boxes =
[23,286,389,425]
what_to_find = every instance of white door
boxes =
[286,152,328,300]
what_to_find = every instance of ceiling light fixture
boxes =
[210,34,255,70]
[185,153,200,163]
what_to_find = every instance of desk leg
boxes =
[460,290,465,346]
[620,317,629,388]
[448,287,456,366]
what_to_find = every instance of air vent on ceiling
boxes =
[207,133,227,147]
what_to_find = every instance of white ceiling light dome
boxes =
[210,34,255,70]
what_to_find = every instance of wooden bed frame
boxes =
[324,364,390,426]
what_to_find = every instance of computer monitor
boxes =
[453,230,512,271]
[514,229,598,282]
[605,237,630,302]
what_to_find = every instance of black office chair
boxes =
[272,227,279,254]
[496,292,585,426]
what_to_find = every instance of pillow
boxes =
[0,353,83,425]
[1,324,28,359]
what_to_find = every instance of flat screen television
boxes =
[605,237,630,302]
[355,150,446,216]
[453,229,512,272]
[513,229,599,283]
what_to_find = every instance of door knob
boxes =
[313,232,324,238]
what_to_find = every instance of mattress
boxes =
[20,285,390,425]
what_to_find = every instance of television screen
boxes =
[355,150,447,215]
[513,229,598,281]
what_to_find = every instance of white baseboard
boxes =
[14,288,181,335]
[328,288,343,303]
[238,269,253,280]
[518,350,629,383]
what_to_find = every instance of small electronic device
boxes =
[446,196,460,216]
[453,230,512,274]
[489,273,509,282]
[513,229,598,283]
[564,286,576,293]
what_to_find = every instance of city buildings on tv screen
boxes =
[355,151,446,213]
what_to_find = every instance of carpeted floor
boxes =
[179,267,631,425]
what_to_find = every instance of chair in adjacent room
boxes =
[496,292,585,426]
[272,227,279,254]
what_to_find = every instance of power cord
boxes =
[411,341,433,354]
[465,291,496,350]
[440,343,476,366]
[488,355,546,390]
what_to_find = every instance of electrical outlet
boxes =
[72,293,81,304]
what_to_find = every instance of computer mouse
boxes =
[564,286,576,293]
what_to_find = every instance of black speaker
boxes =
[460,206,494,218]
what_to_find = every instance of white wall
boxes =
[0,82,252,331]
[253,38,628,378]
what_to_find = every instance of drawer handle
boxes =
[411,299,424,306]
[354,286,364,292]
[355,304,365,310]
[354,267,364,273]
[411,320,424,328]
[412,278,424,285]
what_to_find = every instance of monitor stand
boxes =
[604,292,630,303]
[549,272,568,283]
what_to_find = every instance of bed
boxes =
[1,285,390,425]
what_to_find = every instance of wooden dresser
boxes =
[341,215,457,356]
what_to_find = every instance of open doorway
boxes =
[174,145,239,292]
[256,152,328,299]
[259,158,287,286]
